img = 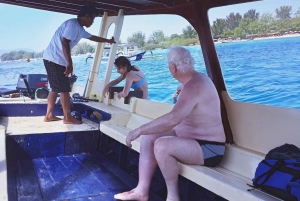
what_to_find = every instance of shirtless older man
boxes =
[114,46,226,201]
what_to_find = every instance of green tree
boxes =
[249,20,268,34]
[295,7,300,18]
[148,30,165,44]
[222,30,234,38]
[244,9,259,21]
[233,27,246,38]
[182,25,198,38]
[290,17,300,31]
[23,52,34,59]
[260,13,275,24]
[271,19,292,33]
[72,42,95,55]
[211,18,228,37]
[127,31,145,47]
[170,34,180,40]
[275,6,292,19]
[226,12,242,30]
[238,18,252,35]
[1,50,43,61]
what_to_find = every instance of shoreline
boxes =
[253,33,300,41]
[215,33,300,44]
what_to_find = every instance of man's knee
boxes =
[141,134,160,145]
[154,138,169,159]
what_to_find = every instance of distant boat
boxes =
[118,51,146,61]
[25,58,30,62]
[85,51,146,63]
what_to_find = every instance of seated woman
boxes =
[102,56,149,99]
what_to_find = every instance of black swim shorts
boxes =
[197,140,225,167]
[43,60,71,93]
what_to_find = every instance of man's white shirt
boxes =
[43,18,91,66]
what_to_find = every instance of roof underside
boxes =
[0,0,258,17]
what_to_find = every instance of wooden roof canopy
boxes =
[0,0,258,17]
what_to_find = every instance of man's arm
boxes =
[126,84,199,147]
[88,36,115,44]
[138,85,198,134]
[62,37,73,76]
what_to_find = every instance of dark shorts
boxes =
[43,60,71,92]
[197,140,225,167]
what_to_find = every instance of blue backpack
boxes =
[252,144,300,201]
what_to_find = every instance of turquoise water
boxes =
[1,36,300,109]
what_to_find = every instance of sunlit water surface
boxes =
[1,36,299,108]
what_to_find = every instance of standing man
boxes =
[114,46,226,201]
[43,4,115,124]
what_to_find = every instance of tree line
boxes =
[1,50,43,62]
[126,25,198,50]
[211,6,300,39]
[1,24,198,61]
[3,6,299,61]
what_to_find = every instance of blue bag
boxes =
[252,144,300,201]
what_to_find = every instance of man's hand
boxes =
[64,63,73,77]
[126,129,140,148]
[108,37,116,44]
[117,92,123,99]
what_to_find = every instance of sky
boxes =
[0,0,299,52]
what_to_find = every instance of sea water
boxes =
[0,36,299,109]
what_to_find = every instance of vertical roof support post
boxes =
[102,9,124,105]
[84,10,124,104]
[85,11,109,99]
[192,2,234,144]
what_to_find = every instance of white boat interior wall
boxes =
[222,92,300,154]
[0,125,7,201]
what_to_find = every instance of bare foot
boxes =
[93,111,102,121]
[44,116,62,122]
[114,190,148,201]
[63,116,82,124]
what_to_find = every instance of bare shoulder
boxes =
[183,73,216,99]
[186,73,211,88]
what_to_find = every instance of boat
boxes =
[86,50,146,63]
[0,0,299,201]
[117,50,146,61]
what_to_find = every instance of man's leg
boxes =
[154,137,204,201]
[60,92,81,124]
[44,91,61,122]
[114,129,176,201]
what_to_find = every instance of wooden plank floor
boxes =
[0,116,99,135]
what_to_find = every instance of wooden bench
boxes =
[99,97,282,201]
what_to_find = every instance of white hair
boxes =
[167,46,195,73]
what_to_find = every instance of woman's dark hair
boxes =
[78,5,98,18]
[114,56,139,72]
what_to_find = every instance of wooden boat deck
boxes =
[1,116,99,135]
[2,117,163,201]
